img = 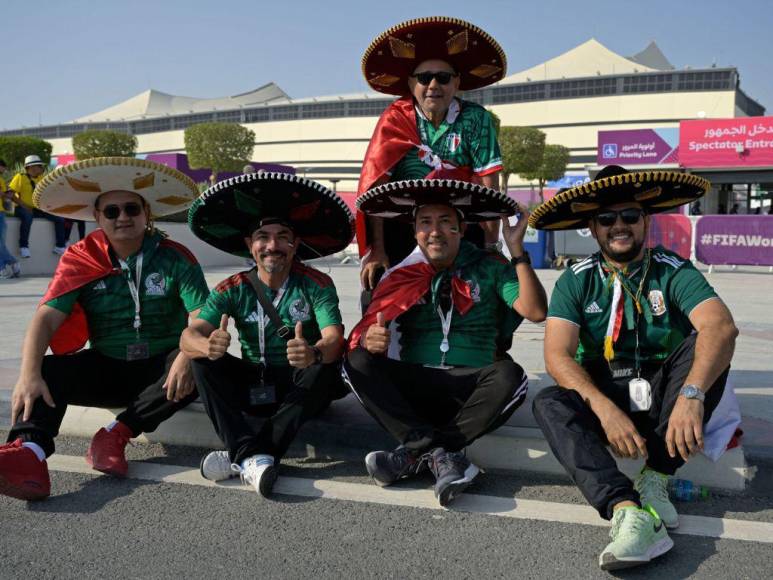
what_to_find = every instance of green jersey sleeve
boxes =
[310,283,343,330]
[669,262,719,316]
[45,287,80,315]
[469,107,503,175]
[198,287,234,328]
[494,259,519,307]
[547,269,583,326]
[176,260,210,313]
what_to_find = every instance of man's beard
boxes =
[601,235,645,263]
[259,252,287,273]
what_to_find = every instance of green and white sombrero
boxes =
[33,157,199,221]
[529,165,711,231]
[188,172,355,260]
[357,177,517,222]
[362,16,507,96]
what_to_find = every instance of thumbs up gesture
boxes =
[364,311,391,355]
[208,314,232,360]
[287,320,314,368]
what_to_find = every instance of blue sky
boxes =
[2,0,771,129]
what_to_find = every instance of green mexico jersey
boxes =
[390,98,503,180]
[199,262,343,367]
[547,246,719,365]
[395,242,519,367]
[46,233,209,360]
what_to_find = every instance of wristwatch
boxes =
[510,251,531,266]
[311,346,323,364]
[679,384,706,402]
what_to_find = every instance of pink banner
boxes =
[648,214,692,257]
[680,117,773,168]
[696,216,773,265]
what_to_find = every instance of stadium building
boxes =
[1,39,766,207]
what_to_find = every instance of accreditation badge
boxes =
[126,342,150,361]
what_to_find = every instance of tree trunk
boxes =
[500,172,510,193]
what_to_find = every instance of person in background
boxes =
[8,155,68,257]
[0,159,21,278]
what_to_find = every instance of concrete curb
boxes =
[48,396,755,492]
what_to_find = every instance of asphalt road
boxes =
[1,431,771,580]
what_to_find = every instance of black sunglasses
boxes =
[99,202,143,220]
[411,71,458,86]
[594,208,645,227]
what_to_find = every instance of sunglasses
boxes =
[98,202,144,220]
[593,208,645,227]
[411,71,458,86]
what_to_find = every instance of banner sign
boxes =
[597,129,679,165]
[680,117,773,168]
[696,216,773,265]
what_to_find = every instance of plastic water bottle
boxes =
[668,479,709,501]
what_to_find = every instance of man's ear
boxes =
[243,236,252,251]
[588,220,598,241]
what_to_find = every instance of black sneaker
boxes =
[365,447,426,487]
[428,448,480,507]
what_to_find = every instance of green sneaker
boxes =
[599,505,674,571]
[635,467,679,529]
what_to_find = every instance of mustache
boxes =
[260,251,287,257]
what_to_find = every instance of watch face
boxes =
[683,385,698,398]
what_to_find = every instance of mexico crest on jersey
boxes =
[446,133,462,153]
[289,298,311,322]
[648,289,666,316]
[144,272,166,296]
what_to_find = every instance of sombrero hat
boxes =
[357,178,517,222]
[362,16,507,96]
[188,172,354,260]
[33,157,198,221]
[528,165,711,231]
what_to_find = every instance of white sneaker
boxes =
[52,246,66,255]
[11,262,21,278]
[235,454,277,497]
[634,468,679,529]
[0,265,12,279]
[19,247,31,258]
[199,450,239,482]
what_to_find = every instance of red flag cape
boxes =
[40,229,119,354]
[348,244,483,351]
[355,97,420,256]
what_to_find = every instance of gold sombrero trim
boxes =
[361,16,507,83]
[527,172,710,228]
[33,156,199,209]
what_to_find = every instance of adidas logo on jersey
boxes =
[245,311,261,323]
[584,301,602,314]
[92,280,107,291]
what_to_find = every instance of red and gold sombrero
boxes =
[362,16,507,96]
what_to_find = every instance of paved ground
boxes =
[1,262,772,578]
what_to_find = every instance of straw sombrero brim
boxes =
[188,172,355,260]
[528,171,711,231]
[357,178,517,222]
[33,157,199,221]
[362,16,507,96]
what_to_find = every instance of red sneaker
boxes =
[0,439,51,501]
[86,422,133,477]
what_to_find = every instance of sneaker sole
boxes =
[599,536,674,571]
[437,463,480,507]
[0,473,49,501]
[86,453,128,478]
[199,455,236,483]
[364,452,394,487]
[257,466,278,498]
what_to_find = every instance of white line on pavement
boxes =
[46,454,773,545]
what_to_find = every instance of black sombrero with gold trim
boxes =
[33,157,199,221]
[362,16,507,96]
[357,178,517,222]
[528,165,711,231]
[188,172,354,260]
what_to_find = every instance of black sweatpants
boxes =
[343,348,528,454]
[8,348,197,457]
[191,354,345,465]
[532,334,728,520]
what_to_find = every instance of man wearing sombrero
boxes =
[0,157,209,501]
[358,17,507,293]
[530,165,739,570]
[344,176,547,506]
[182,172,351,497]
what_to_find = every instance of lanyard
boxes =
[118,252,143,336]
[436,304,454,367]
[256,278,289,365]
